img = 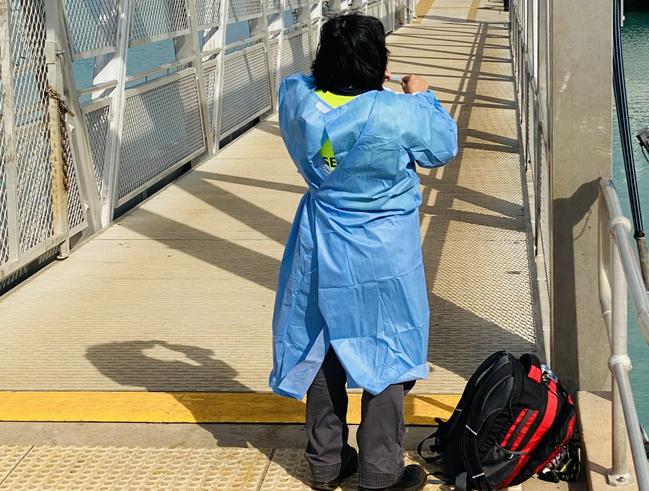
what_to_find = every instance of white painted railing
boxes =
[0,0,405,284]
[599,179,649,489]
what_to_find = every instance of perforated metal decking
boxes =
[0,0,535,421]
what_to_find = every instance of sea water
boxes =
[613,10,649,428]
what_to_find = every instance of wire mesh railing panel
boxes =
[203,62,219,134]
[228,0,262,23]
[117,73,205,201]
[58,107,87,234]
[65,141,87,233]
[220,45,272,137]
[0,59,9,265]
[9,0,55,252]
[381,0,393,33]
[196,0,222,28]
[539,136,550,285]
[280,30,312,81]
[366,2,380,18]
[13,123,53,252]
[84,104,111,194]
[62,0,119,57]
[311,23,320,53]
[269,37,279,91]
[285,0,309,12]
[130,0,189,43]
[1,0,414,285]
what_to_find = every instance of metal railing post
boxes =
[310,0,323,55]
[600,179,649,490]
[0,0,20,270]
[199,0,229,152]
[98,0,132,226]
[211,0,229,149]
[272,0,287,101]
[45,0,71,258]
[607,232,632,486]
[406,0,414,23]
[57,12,103,234]
[250,0,275,113]
[183,0,216,156]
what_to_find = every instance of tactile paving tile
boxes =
[0,446,31,482]
[0,446,271,490]
[0,445,551,490]
[260,448,333,490]
[260,448,451,490]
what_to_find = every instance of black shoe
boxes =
[311,448,359,491]
[357,464,427,491]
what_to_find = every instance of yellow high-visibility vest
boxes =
[315,90,357,170]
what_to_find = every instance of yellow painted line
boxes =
[467,0,481,21]
[0,392,460,425]
[414,0,436,23]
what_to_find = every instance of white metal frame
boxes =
[45,0,72,258]
[99,0,132,226]
[59,8,104,234]
[0,0,407,282]
[599,179,649,490]
[0,0,21,269]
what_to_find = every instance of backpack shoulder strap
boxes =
[443,351,510,436]
[456,354,521,490]
[458,423,493,491]
[417,416,448,463]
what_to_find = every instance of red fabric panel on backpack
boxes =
[498,381,559,488]
[501,409,527,448]
[528,364,542,383]
[510,410,539,451]
[533,414,576,474]
[523,381,559,450]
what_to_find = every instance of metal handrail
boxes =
[599,178,649,489]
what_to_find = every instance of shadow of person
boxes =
[551,179,610,393]
[86,340,316,486]
[86,340,244,392]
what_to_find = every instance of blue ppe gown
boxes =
[270,74,458,400]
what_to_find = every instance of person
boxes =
[269,13,458,491]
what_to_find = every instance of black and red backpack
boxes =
[418,351,580,490]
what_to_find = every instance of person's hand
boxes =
[400,74,429,94]
[384,67,392,83]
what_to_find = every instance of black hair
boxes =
[312,14,388,93]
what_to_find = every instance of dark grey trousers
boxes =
[305,349,415,489]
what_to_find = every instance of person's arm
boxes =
[399,75,458,168]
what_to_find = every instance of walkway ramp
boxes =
[0,0,535,425]
[0,0,558,488]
